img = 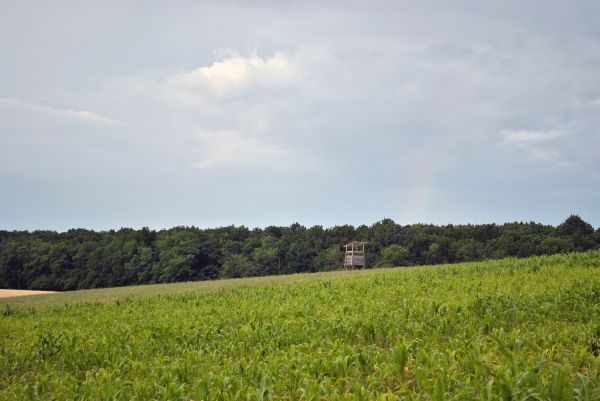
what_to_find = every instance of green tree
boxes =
[376,244,410,267]
[313,245,342,271]
[540,237,573,254]
[452,239,482,262]
[557,215,594,236]
[251,235,280,276]
[220,254,258,278]
[426,243,441,264]
[557,215,595,251]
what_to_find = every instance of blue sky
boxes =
[1,1,599,231]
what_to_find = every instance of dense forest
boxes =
[1,215,598,291]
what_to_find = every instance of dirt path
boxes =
[0,289,57,298]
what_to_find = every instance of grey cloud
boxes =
[1,0,599,230]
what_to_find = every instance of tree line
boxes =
[1,215,598,291]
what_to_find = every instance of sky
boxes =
[1,0,600,231]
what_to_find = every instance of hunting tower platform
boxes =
[344,241,367,270]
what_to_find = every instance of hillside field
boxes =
[1,252,599,400]
[0,290,56,299]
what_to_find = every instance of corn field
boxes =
[1,251,599,400]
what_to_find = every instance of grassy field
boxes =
[0,269,381,309]
[1,252,599,400]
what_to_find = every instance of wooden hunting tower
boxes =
[344,241,367,270]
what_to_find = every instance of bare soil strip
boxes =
[0,289,57,298]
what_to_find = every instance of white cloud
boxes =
[502,129,576,166]
[169,52,301,97]
[105,52,302,108]
[194,128,305,172]
[71,110,121,126]
[530,148,561,162]
[0,97,122,126]
[503,130,565,143]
